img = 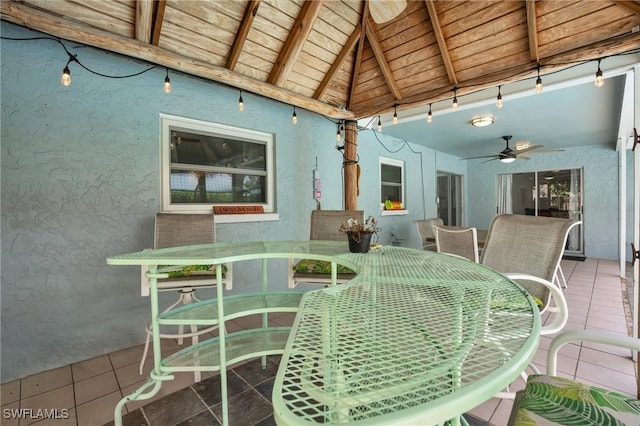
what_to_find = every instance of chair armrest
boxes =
[546,330,640,376]
[503,273,568,336]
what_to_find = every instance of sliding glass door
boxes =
[498,168,584,257]
[437,171,463,226]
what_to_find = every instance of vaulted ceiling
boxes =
[2,0,640,122]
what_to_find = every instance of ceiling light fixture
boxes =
[393,104,398,124]
[594,59,604,88]
[496,85,503,109]
[426,103,433,123]
[471,115,495,127]
[377,116,382,132]
[452,88,458,111]
[535,64,543,94]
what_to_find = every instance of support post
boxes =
[344,120,358,210]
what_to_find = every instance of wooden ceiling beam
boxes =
[615,1,640,15]
[425,0,457,85]
[353,30,640,118]
[267,0,323,86]
[0,1,352,119]
[227,0,260,71]
[364,19,402,100]
[135,0,153,43]
[150,0,166,46]
[314,25,361,100]
[525,0,539,61]
[348,1,369,111]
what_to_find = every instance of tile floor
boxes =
[1,257,637,426]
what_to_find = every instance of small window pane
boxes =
[381,164,401,184]
[170,171,266,204]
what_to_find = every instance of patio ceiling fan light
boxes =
[500,155,516,163]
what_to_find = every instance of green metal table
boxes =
[273,246,540,426]
[107,242,539,426]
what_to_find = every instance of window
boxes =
[160,114,275,216]
[379,157,406,214]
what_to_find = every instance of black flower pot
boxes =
[347,232,373,253]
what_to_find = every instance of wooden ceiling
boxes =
[3,0,640,120]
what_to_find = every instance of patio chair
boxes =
[434,225,479,262]
[139,213,233,381]
[480,214,580,398]
[287,209,363,288]
[413,217,444,251]
[508,329,640,425]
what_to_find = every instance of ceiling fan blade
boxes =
[464,154,500,160]
[524,149,566,155]
[368,0,407,23]
[481,157,499,164]
[514,144,543,154]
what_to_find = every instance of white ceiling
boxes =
[370,57,639,160]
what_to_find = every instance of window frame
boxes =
[160,114,276,219]
[379,156,408,215]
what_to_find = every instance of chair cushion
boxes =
[292,259,355,274]
[161,264,227,278]
[510,374,640,425]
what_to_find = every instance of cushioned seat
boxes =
[509,329,640,425]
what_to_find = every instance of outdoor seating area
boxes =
[0,256,634,426]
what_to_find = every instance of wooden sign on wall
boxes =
[213,206,264,215]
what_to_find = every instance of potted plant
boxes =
[339,216,380,253]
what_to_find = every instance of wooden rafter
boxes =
[353,30,640,118]
[150,0,166,46]
[227,0,260,71]
[365,20,402,100]
[615,0,640,15]
[314,25,362,100]
[135,0,153,43]
[425,0,457,85]
[267,0,323,86]
[0,1,351,119]
[348,2,369,110]
[525,0,539,61]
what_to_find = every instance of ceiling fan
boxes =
[368,0,407,24]
[466,135,563,163]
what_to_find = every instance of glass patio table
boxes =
[107,241,539,426]
[273,246,541,426]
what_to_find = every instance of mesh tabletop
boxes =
[273,247,540,426]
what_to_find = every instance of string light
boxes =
[238,90,244,111]
[452,88,458,111]
[393,104,398,124]
[377,116,382,132]
[535,64,543,94]
[427,103,433,123]
[292,106,297,124]
[336,122,342,142]
[61,65,71,86]
[496,85,503,108]
[594,59,604,88]
[163,69,171,93]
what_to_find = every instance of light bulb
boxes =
[292,108,297,125]
[336,129,341,142]
[61,65,71,86]
[163,75,171,94]
[496,86,503,108]
[535,76,542,94]
[452,96,458,111]
[426,104,433,123]
[595,68,604,88]
[393,105,398,124]
[238,93,244,111]
[377,116,382,132]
